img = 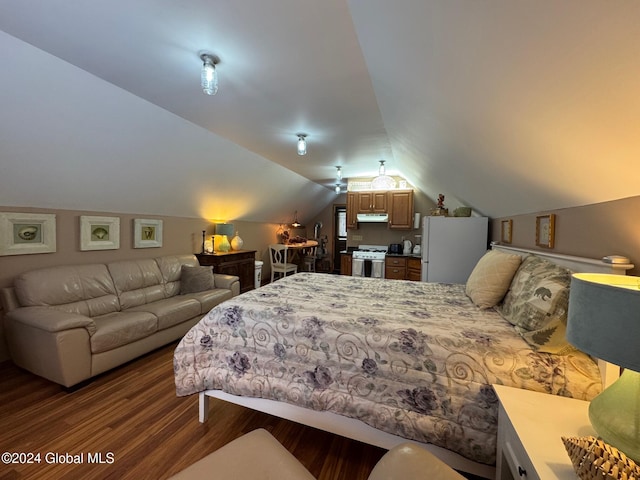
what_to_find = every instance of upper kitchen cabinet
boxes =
[346,190,414,230]
[388,190,414,229]
[357,191,387,213]
[346,192,359,229]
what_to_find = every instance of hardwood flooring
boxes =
[0,343,386,480]
[0,343,485,480]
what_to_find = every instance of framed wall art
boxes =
[535,214,556,249]
[501,219,513,244]
[80,215,120,251]
[0,212,56,256]
[133,218,163,248]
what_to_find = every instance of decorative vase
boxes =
[218,235,231,252]
[231,231,244,250]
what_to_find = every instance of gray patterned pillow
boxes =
[499,255,575,354]
[180,265,215,294]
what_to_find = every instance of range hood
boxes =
[356,213,389,223]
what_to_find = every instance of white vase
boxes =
[231,232,244,250]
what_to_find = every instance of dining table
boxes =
[283,240,318,270]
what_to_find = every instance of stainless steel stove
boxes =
[352,245,386,278]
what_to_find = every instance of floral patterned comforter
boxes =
[173,273,601,465]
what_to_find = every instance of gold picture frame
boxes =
[535,214,555,249]
[501,219,513,244]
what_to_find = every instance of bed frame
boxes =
[197,245,633,479]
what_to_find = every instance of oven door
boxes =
[352,258,385,278]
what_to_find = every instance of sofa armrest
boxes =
[213,274,240,296]
[7,307,96,335]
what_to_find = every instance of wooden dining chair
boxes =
[303,246,317,272]
[269,244,298,283]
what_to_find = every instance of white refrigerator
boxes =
[421,216,488,283]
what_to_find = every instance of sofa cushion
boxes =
[182,289,234,314]
[130,296,201,330]
[107,259,166,309]
[13,264,119,317]
[156,254,200,297]
[180,265,215,294]
[90,311,158,353]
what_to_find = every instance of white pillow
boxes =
[466,250,522,309]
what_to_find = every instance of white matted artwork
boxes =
[80,215,120,251]
[0,212,57,256]
[133,218,163,248]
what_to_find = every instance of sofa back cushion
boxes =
[155,254,200,297]
[13,264,120,317]
[107,259,165,310]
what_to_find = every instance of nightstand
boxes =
[494,385,595,480]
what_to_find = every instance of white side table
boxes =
[494,385,595,480]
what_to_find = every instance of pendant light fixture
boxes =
[336,166,342,180]
[297,134,307,156]
[335,184,341,195]
[290,210,303,228]
[200,53,219,95]
[371,159,396,190]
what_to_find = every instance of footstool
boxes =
[168,428,315,480]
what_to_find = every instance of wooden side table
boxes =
[196,251,256,294]
[494,384,594,480]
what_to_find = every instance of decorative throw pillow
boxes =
[180,265,215,294]
[499,255,576,354]
[466,250,523,309]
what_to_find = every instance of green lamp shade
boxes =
[567,273,640,462]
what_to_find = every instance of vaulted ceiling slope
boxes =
[1,1,639,222]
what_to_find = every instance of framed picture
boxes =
[80,216,120,251]
[501,219,513,244]
[133,218,163,248]
[535,214,555,249]
[0,212,56,256]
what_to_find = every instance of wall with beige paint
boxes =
[490,195,640,276]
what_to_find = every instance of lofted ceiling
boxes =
[1,1,639,223]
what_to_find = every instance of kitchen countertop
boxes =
[340,251,421,258]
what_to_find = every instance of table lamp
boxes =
[214,223,234,252]
[567,273,640,463]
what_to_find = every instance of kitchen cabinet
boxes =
[346,190,414,230]
[388,190,414,229]
[346,192,358,230]
[196,250,256,294]
[385,256,406,280]
[340,253,352,275]
[407,257,422,281]
[357,191,387,213]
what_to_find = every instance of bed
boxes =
[173,245,631,478]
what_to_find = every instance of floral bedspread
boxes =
[173,273,601,465]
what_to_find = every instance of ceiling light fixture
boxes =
[200,53,219,95]
[336,166,342,180]
[335,184,341,195]
[297,134,307,156]
[371,159,396,190]
[290,210,303,228]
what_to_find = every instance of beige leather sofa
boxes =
[0,254,239,388]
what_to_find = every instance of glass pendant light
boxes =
[297,134,307,156]
[200,54,218,96]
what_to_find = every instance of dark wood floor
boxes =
[0,343,486,480]
[0,343,388,480]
